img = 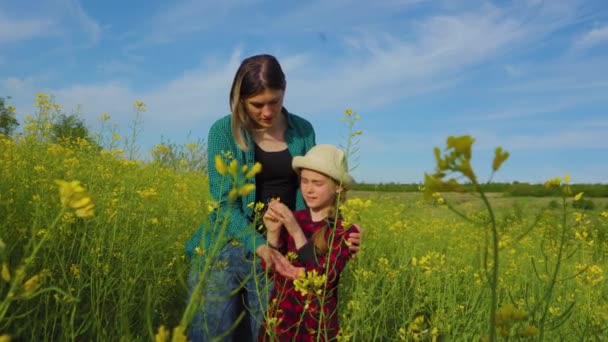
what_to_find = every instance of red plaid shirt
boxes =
[259,209,358,341]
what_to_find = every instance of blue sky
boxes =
[1,0,607,184]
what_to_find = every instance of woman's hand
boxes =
[256,245,302,279]
[347,224,363,258]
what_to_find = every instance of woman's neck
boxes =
[251,115,287,151]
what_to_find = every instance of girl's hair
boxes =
[229,54,286,151]
[311,179,347,257]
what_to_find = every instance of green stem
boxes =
[538,196,568,341]
[475,181,499,342]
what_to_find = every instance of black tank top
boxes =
[254,144,299,211]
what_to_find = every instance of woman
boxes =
[185,54,361,341]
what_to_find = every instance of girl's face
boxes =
[243,88,284,129]
[300,169,338,213]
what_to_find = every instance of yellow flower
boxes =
[519,324,539,337]
[238,184,256,197]
[492,147,510,171]
[245,162,263,178]
[132,100,147,112]
[54,180,95,218]
[0,334,11,342]
[23,274,42,296]
[215,155,227,175]
[137,188,159,199]
[229,159,238,179]
[293,269,327,297]
[544,177,562,189]
[70,264,81,279]
[573,192,584,201]
[75,204,95,218]
[1,263,10,282]
[171,325,188,342]
[155,325,169,342]
[228,188,238,202]
[286,252,298,261]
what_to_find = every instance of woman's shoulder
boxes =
[285,110,314,131]
[209,114,232,132]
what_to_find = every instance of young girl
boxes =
[259,144,359,341]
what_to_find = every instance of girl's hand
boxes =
[267,202,300,236]
[263,206,283,233]
[256,245,301,279]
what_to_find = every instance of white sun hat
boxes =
[292,144,354,189]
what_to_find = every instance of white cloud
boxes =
[0,0,101,46]
[143,0,257,44]
[574,25,608,50]
[61,0,102,45]
[281,7,528,113]
[0,13,55,43]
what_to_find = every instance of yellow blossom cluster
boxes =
[293,269,327,297]
[154,324,187,342]
[399,315,438,342]
[494,303,536,338]
[137,187,159,199]
[339,198,371,228]
[54,180,95,218]
[411,252,446,276]
[214,154,262,202]
[575,263,604,286]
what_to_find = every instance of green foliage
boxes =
[50,114,102,152]
[548,200,560,209]
[51,114,90,142]
[353,182,608,198]
[505,182,608,197]
[150,137,207,174]
[0,97,19,136]
[573,198,595,211]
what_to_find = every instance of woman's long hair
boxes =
[229,54,286,151]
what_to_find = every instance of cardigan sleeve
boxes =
[205,119,266,255]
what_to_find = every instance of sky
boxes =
[1,0,607,184]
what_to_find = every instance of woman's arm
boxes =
[205,120,266,255]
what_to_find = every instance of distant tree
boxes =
[52,114,89,142]
[51,114,101,150]
[0,96,19,136]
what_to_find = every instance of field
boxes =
[1,99,607,341]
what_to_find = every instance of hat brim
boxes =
[293,155,354,189]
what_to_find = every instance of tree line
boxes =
[352,182,608,197]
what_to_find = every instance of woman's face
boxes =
[243,88,285,129]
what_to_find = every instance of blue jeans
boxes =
[187,243,272,341]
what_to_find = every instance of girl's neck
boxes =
[309,206,332,222]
